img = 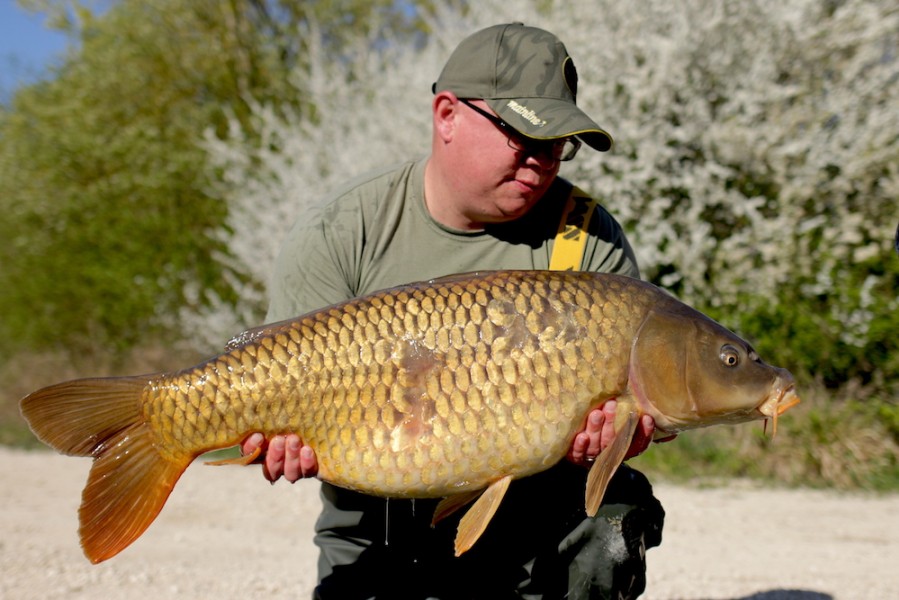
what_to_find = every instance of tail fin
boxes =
[20,377,192,563]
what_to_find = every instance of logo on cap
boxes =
[507,100,546,128]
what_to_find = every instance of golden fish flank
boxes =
[20,270,799,563]
[161,272,625,495]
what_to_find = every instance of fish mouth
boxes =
[759,381,801,437]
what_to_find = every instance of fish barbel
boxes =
[20,270,799,563]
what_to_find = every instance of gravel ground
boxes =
[2,447,896,600]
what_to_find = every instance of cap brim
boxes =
[486,97,613,152]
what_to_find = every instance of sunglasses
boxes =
[459,98,581,162]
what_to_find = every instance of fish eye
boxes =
[720,344,741,367]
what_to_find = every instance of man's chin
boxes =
[497,192,543,218]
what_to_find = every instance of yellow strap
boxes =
[549,186,597,271]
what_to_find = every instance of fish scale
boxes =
[20,269,800,563]
[144,271,638,496]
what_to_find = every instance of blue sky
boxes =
[0,2,69,101]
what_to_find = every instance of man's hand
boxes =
[566,400,663,467]
[241,433,318,483]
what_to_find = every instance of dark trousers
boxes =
[312,463,664,600]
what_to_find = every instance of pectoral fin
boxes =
[585,408,639,516]
[454,475,513,556]
[205,446,261,466]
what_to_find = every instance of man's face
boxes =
[447,98,562,225]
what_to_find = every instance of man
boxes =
[243,23,665,599]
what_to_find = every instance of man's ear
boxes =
[432,91,459,143]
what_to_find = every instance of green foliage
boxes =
[703,242,899,394]
[1,1,246,355]
[0,0,443,358]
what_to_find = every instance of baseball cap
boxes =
[433,23,612,152]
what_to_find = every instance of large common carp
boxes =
[21,270,799,563]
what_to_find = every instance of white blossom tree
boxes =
[199,0,899,389]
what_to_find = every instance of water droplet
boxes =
[384,498,390,546]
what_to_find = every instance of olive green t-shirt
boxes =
[266,156,639,322]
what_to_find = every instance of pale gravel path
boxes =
[2,448,896,600]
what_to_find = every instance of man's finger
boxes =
[299,445,319,478]
[585,409,604,458]
[568,431,590,463]
[598,400,618,452]
[263,435,286,483]
[281,435,303,483]
[241,432,265,457]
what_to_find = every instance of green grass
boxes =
[0,420,42,449]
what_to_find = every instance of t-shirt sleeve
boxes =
[264,176,383,323]
[263,161,420,323]
[264,215,355,323]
